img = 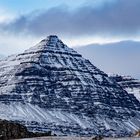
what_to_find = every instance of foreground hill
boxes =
[0,36,140,136]
[0,119,52,139]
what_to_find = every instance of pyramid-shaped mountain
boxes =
[0,35,140,136]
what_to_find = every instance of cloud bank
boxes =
[76,40,140,79]
[1,0,140,37]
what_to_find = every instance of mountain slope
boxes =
[110,75,140,102]
[0,36,140,136]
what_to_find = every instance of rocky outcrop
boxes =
[135,130,140,137]
[109,75,140,101]
[0,35,140,136]
[0,119,52,140]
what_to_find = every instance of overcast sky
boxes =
[0,0,140,52]
[76,41,140,79]
[0,0,139,77]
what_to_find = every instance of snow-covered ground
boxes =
[17,136,140,140]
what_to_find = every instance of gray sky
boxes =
[2,0,140,38]
[0,0,140,48]
[76,41,140,79]
[1,0,140,38]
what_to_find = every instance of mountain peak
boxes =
[45,35,59,44]
[47,35,58,40]
[24,35,80,57]
[39,35,59,47]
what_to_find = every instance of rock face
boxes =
[0,119,30,139]
[135,130,140,137]
[0,119,52,139]
[110,75,140,102]
[0,35,140,136]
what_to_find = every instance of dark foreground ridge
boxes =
[0,119,53,139]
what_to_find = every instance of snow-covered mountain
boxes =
[110,75,140,102]
[0,36,140,136]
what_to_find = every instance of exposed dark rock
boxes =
[135,130,140,137]
[0,119,52,140]
[91,136,103,140]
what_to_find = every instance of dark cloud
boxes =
[1,0,140,37]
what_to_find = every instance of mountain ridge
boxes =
[0,36,140,136]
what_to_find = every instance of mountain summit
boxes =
[0,36,140,136]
